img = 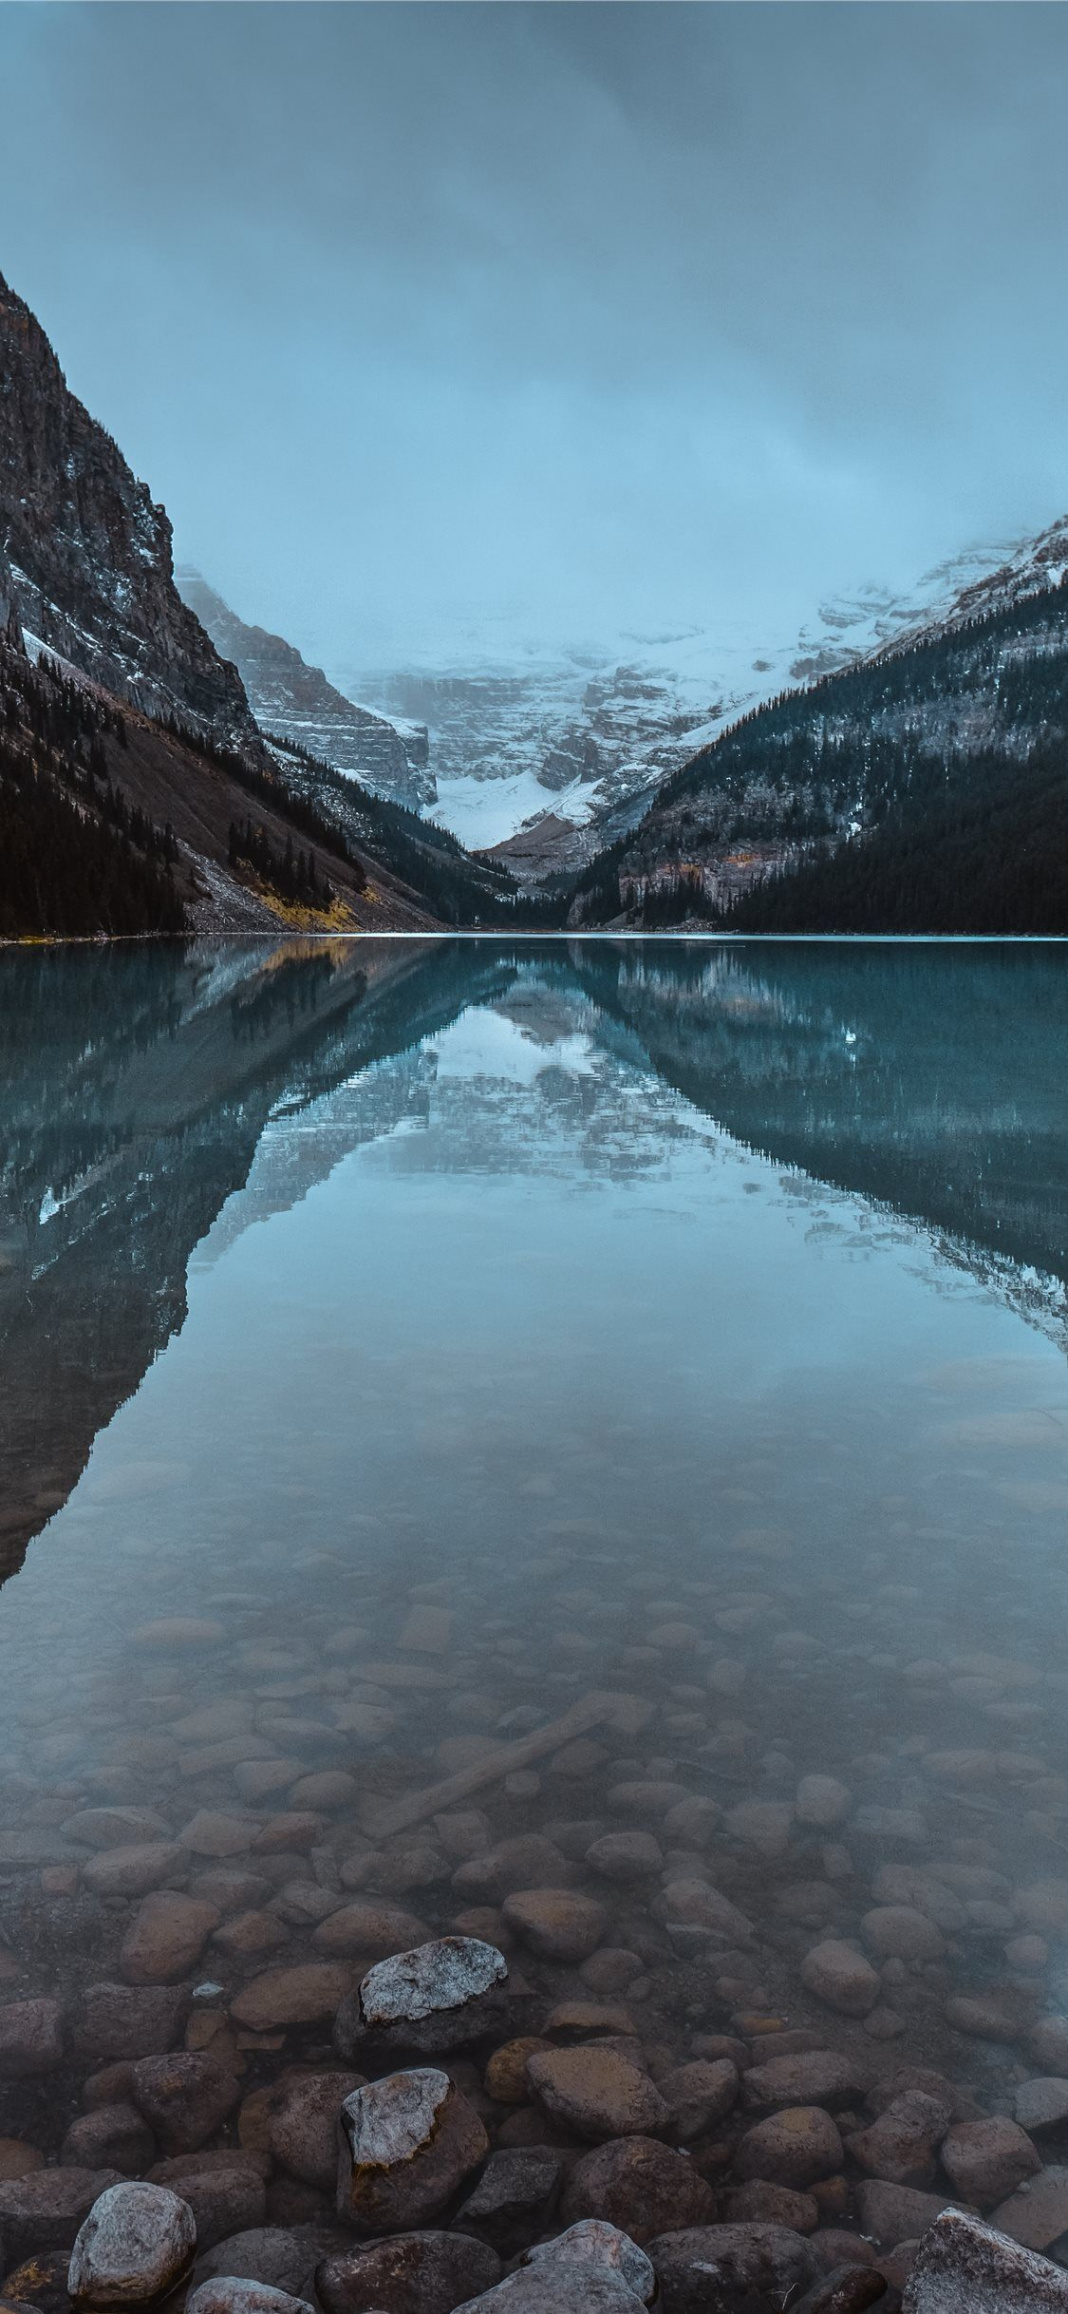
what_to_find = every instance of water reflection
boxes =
[0,935,1066,2172]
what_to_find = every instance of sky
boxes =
[3,2,1068,677]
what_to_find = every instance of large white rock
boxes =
[68,2182,196,2306]
[337,2067,488,2232]
[902,2206,1068,2313]
[336,1935,512,2058]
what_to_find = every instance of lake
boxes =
[2,935,1068,2197]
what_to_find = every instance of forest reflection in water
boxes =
[0,934,1066,2166]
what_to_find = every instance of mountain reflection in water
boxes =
[0,935,1067,2146]
[5,937,1065,1584]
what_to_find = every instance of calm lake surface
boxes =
[2,935,1068,2155]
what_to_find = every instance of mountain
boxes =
[343,539,1024,870]
[570,551,1068,932]
[176,569,435,812]
[0,273,536,936]
[0,272,256,746]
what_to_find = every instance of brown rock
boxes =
[0,2138,44,2180]
[736,2108,844,2189]
[647,2222,815,2314]
[940,2116,1041,2207]
[451,2148,563,2253]
[726,2181,820,2232]
[82,1846,187,1900]
[336,2069,488,2233]
[213,1912,290,1960]
[120,1895,220,1986]
[800,1943,880,2019]
[146,2154,267,2250]
[61,2105,156,2176]
[501,1892,606,1965]
[0,2170,124,2262]
[312,1905,427,1960]
[452,1839,571,1905]
[560,2136,715,2242]
[316,2230,500,2314]
[269,2072,364,2190]
[743,2052,871,2114]
[526,2047,669,2142]
[0,2001,62,2078]
[229,1966,352,2031]
[484,2040,552,2105]
[657,2060,738,2140]
[130,2053,241,2154]
[72,1986,190,2064]
[855,2179,961,2245]
[990,2163,1068,2250]
[584,1834,663,1884]
[847,2091,951,2186]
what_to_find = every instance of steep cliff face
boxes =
[0,272,257,742]
[177,570,434,810]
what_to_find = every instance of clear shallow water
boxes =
[2,935,1068,2150]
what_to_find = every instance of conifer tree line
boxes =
[0,656,186,938]
[226,815,334,908]
[571,575,1068,932]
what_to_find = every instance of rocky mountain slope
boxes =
[344,539,1025,869]
[571,559,1068,931]
[0,274,534,935]
[0,273,257,745]
[176,570,434,812]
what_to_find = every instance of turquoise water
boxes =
[1,935,1067,2136]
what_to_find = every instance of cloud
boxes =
[2,3,1068,666]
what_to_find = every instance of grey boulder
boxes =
[335,1939,513,2061]
[902,2206,1068,2313]
[68,2181,196,2307]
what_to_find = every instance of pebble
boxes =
[725,2181,820,2233]
[846,2091,950,2186]
[941,2117,1041,2208]
[560,2138,714,2241]
[229,1966,352,2031]
[647,2221,815,2314]
[82,1846,188,1899]
[0,2168,126,2261]
[336,2069,488,2232]
[799,1944,881,2019]
[67,2181,196,2306]
[120,1895,221,1986]
[1015,2078,1068,2134]
[186,2286,313,2314]
[860,1906,945,1964]
[317,2230,500,2314]
[521,2220,655,2303]
[735,2108,844,2190]
[742,2052,871,2113]
[61,2104,156,2177]
[146,2155,267,2250]
[501,1891,606,1965]
[990,2164,1068,2252]
[130,2053,241,2154]
[193,2228,305,2295]
[453,2148,563,2253]
[0,2000,63,2078]
[268,2072,364,2191]
[655,2058,738,2139]
[585,1835,663,1884]
[796,1779,851,1829]
[526,2048,669,2142]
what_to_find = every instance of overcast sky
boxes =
[3,3,1068,674]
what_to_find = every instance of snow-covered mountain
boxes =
[335,534,1031,868]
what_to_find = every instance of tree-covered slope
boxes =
[571,576,1068,930]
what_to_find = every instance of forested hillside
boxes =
[571,578,1068,931]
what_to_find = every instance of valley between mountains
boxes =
[3,264,1068,938]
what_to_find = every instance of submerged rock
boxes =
[316,2230,500,2314]
[647,2221,815,2314]
[336,2069,488,2233]
[68,2181,196,2306]
[901,2205,1068,2312]
[526,2047,669,2142]
[335,1937,511,2059]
